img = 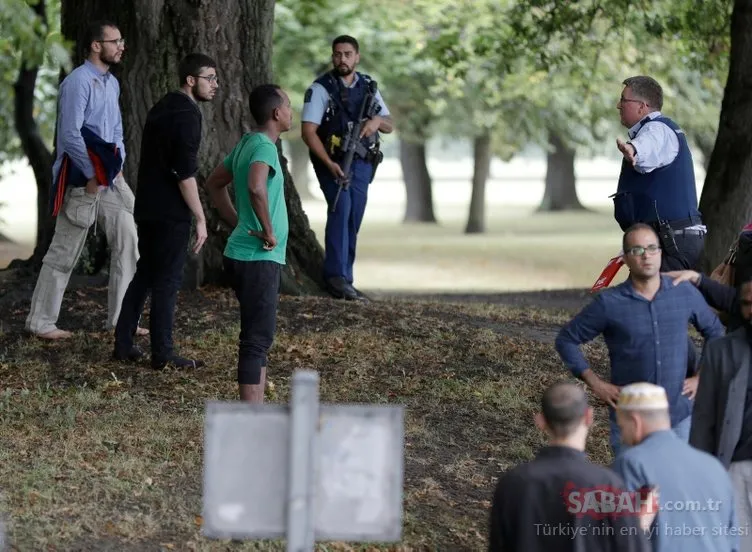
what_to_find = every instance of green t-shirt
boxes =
[223,132,288,264]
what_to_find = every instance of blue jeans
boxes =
[610,414,692,458]
[313,158,374,283]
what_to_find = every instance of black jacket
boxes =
[488,446,650,552]
[51,126,123,216]
[690,326,751,469]
[697,274,741,330]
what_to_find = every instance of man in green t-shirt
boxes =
[205,84,293,403]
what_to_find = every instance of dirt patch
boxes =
[385,288,593,314]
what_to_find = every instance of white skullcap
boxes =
[617,383,669,411]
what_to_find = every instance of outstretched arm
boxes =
[688,285,726,341]
[626,121,679,174]
[668,270,737,314]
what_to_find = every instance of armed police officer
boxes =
[301,35,393,301]
[613,75,706,272]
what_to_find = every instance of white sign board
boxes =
[202,401,404,543]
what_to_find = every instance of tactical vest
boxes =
[613,116,701,231]
[312,70,381,165]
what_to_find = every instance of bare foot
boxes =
[37,329,73,340]
[136,327,149,337]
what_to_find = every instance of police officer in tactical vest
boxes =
[301,35,394,300]
[613,75,706,272]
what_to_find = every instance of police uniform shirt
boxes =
[627,111,679,174]
[626,111,706,232]
[301,73,391,125]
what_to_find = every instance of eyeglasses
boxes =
[625,244,661,256]
[194,74,218,84]
[619,96,644,105]
[98,38,125,47]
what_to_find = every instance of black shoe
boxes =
[326,277,358,300]
[151,355,206,370]
[113,346,145,362]
[350,285,370,302]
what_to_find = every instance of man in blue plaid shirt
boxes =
[555,223,725,456]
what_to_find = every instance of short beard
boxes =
[191,83,210,102]
[99,52,119,67]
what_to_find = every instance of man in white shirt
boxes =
[613,75,705,272]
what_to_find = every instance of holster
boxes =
[657,219,689,267]
[368,147,384,183]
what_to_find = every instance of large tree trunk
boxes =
[7,0,55,272]
[537,130,584,212]
[465,133,491,234]
[60,0,325,294]
[698,0,752,273]
[400,139,436,223]
[288,137,315,200]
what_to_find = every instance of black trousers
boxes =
[658,229,706,376]
[223,257,281,385]
[115,219,191,363]
[659,230,705,272]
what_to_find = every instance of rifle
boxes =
[330,80,379,213]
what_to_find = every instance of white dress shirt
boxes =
[626,112,705,232]
[627,111,680,174]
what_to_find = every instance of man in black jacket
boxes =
[689,276,752,551]
[488,382,652,552]
[667,269,741,330]
[113,53,217,369]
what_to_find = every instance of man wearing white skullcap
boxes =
[612,383,738,552]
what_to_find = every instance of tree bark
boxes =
[698,0,752,272]
[465,132,491,234]
[8,0,55,272]
[288,137,315,200]
[400,139,436,223]
[537,129,584,212]
[694,134,716,173]
[60,0,325,294]
[279,147,326,294]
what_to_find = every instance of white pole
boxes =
[286,370,319,551]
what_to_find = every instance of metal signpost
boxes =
[202,370,405,551]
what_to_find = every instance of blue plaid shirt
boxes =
[555,275,725,426]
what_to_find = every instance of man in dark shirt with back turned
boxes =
[555,223,725,457]
[113,53,218,369]
[488,381,652,552]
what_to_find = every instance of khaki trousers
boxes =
[25,175,138,334]
[730,460,752,552]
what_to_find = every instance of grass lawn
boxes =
[305,201,624,293]
[0,187,631,550]
[0,271,617,551]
